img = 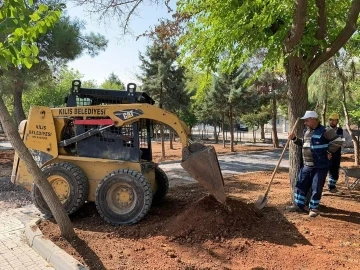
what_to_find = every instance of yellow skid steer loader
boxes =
[11,80,225,225]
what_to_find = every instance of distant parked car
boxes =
[236,124,248,132]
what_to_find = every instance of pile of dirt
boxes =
[39,183,263,269]
[164,195,259,244]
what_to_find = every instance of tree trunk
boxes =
[260,124,265,141]
[229,106,235,152]
[272,95,279,148]
[340,81,359,165]
[221,113,225,148]
[252,129,256,143]
[342,105,359,165]
[0,97,76,239]
[13,87,27,126]
[321,99,327,126]
[287,56,308,202]
[160,125,165,160]
[213,120,218,144]
[169,132,173,149]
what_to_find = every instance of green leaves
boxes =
[178,0,356,76]
[0,0,63,70]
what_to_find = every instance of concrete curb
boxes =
[25,218,88,270]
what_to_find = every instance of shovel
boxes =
[254,117,300,210]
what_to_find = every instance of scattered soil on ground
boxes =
[39,148,360,270]
[2,141,360,269]
[0,150,13,177]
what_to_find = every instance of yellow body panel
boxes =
[12,103,183,200]
[25,107,58,159]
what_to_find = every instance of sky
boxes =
[65,2,174,86]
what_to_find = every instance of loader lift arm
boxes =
[51,104,226,203]
[51,104,190,149]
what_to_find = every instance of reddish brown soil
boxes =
[0,150,13,177]
[2,141,360,269]
[37,145,360,270]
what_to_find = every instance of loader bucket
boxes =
[181,143,226,204]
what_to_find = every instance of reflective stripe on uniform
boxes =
[311,144,329,149]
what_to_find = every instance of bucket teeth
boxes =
[181,143,226,204]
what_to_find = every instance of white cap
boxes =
[301,111,318,119]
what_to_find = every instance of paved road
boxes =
[160,149,289,184]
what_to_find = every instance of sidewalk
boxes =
[0,205,54,270]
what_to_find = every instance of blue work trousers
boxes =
[294,166,328,210]
[328,152,341,190]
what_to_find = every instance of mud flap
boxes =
[181,143,226,204]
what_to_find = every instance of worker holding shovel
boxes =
[286,111,343,217]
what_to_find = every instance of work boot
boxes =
[329,188,343,194]
[285,205,306,213]
[309,208,320,218]
[324,187,343,195]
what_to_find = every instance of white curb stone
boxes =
[25,219,88,270]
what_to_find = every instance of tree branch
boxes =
[284,0,308,53]
[309,0,360,75]
[315,0,326,40]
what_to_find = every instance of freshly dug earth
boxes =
[39,160,360,269]
[2,141,360,269]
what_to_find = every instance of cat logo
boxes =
[114,109,144,121]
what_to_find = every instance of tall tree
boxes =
[308,61,339,125]
[0,0,76,239]
[212,66,254,151]
[176,0,360,197]
[138,40,188,154]
[100,72,125,89]
[254,71,287,148]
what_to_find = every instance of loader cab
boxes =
[61,80,154,163]
[65,80,155,107]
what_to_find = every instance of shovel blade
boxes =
[254,195,268,210]
[181,143,226,204]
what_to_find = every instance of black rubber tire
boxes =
[152,167,169,205]
[95,169,152,225]
[31,162,89,216]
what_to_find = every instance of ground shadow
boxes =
[319,205,360,225]
[70,236,107,270]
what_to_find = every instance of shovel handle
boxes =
[263,117,300,197]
